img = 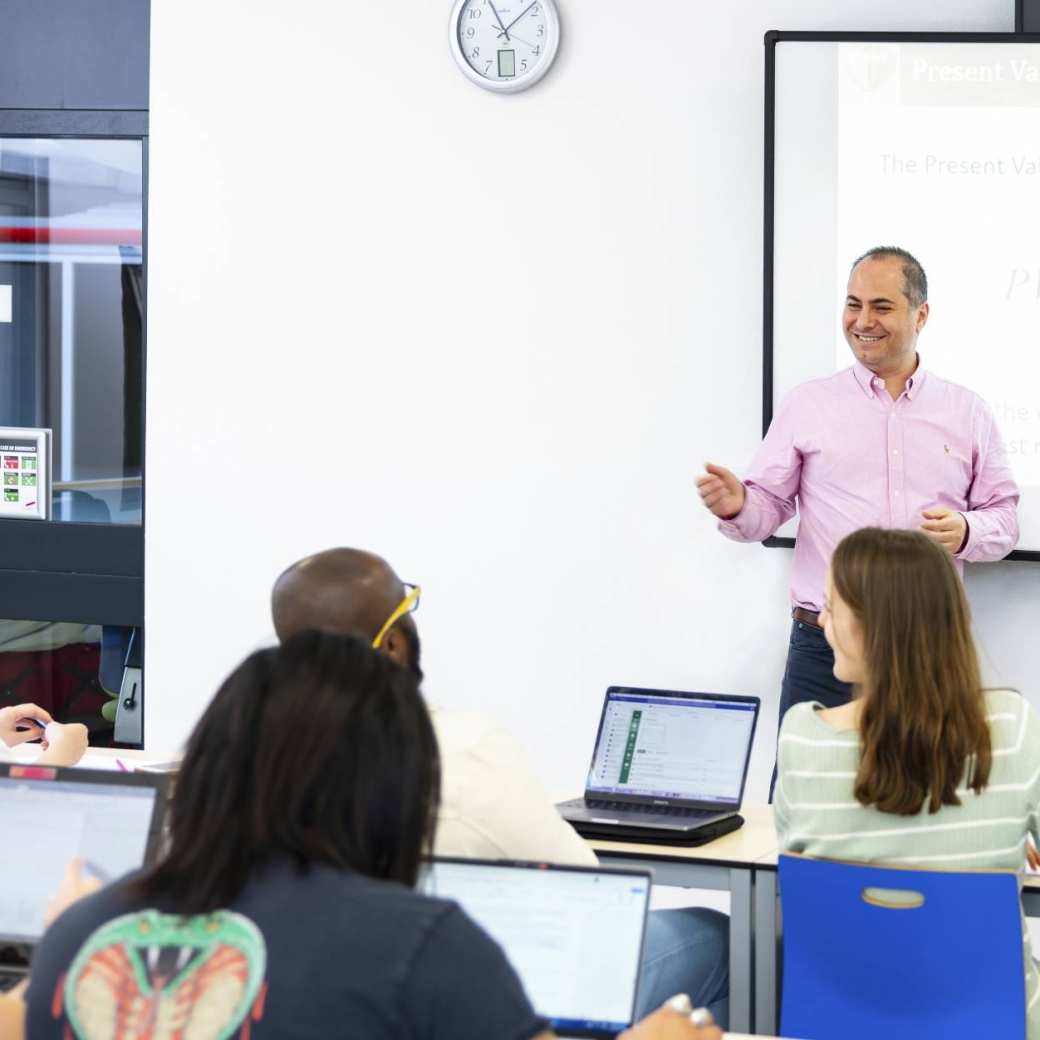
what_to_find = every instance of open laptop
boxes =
[423,858,651,1039]
[557,686,760,844]
[0,764,170,990]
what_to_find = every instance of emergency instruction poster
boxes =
[0,428,50,520]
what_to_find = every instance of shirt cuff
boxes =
[717,498,756,540]
[954,513,971,558]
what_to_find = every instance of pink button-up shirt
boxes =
[719,360,1020,612]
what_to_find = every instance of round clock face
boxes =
[450,0,560,93]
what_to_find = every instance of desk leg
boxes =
[728,868,753,1034]
[753,869,778,1035]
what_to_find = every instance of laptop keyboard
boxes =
[589,801,718,820]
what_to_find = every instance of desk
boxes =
[587,806,777,1034]
[75,747,180,766]
[6,745,180,769]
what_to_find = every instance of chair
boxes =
[779,852,1026,1040]
[100,626,142,745]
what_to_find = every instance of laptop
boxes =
[557,686,760,844]
[423,858,651,1038]
[0,764,170,990]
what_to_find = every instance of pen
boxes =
[115,759,129,772]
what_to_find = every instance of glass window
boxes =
[0,138,144,524]
[0,618,140,747]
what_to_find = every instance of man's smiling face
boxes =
[842,256,928,376]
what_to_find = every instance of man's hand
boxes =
[695,463,746,520]
[0,703,51,748]
[920,508,968,556]
[619,1003,722,1040]
[45,858,102,927]
[36,721,89,767]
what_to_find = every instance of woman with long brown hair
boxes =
[775,527,1040,1036]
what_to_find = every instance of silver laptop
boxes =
[558,686,760,844]
[423,858,651,1039]
[0,764,169,989]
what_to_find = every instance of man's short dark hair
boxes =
[852,247,928,308]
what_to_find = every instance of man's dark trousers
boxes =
[769,618,854,800]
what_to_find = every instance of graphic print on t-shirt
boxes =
[53,909,268,1039]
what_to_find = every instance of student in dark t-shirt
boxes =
[22,632,720,1040]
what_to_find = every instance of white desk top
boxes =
[6,744,181,771]
[76,747,181,763]
[585,803,1040,891]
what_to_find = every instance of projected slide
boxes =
[772,39,1040,554]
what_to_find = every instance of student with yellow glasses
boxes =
[271,548,730,1026]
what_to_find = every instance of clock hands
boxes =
[500,28,534,49]
[499,0,539,37]
[487,0,510,42]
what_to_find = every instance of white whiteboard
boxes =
[770,36,1040,556]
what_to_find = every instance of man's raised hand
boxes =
[695,463,746,521]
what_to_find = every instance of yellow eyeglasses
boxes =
[372,583,421,649]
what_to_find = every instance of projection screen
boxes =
[766,32,1040,560]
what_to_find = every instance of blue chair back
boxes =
[779,853,1025,1040]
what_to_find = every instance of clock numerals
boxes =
[454,0,557,91]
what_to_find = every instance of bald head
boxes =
[271,548,406,644]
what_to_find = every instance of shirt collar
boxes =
[852,355,925,401]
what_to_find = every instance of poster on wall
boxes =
[0,428,51,520]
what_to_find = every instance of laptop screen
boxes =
[0,768,164,943]
[423,859,650,1036]
[585,688,758,806]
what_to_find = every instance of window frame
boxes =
[0,110,146,708]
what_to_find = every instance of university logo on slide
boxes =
[843,43,899,93]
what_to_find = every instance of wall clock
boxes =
[450,0,561,94]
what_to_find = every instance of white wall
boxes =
[146,0,1016,803]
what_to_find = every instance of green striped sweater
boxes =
[775,688,1040,1037]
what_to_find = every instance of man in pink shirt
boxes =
[696,247,1019,733]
